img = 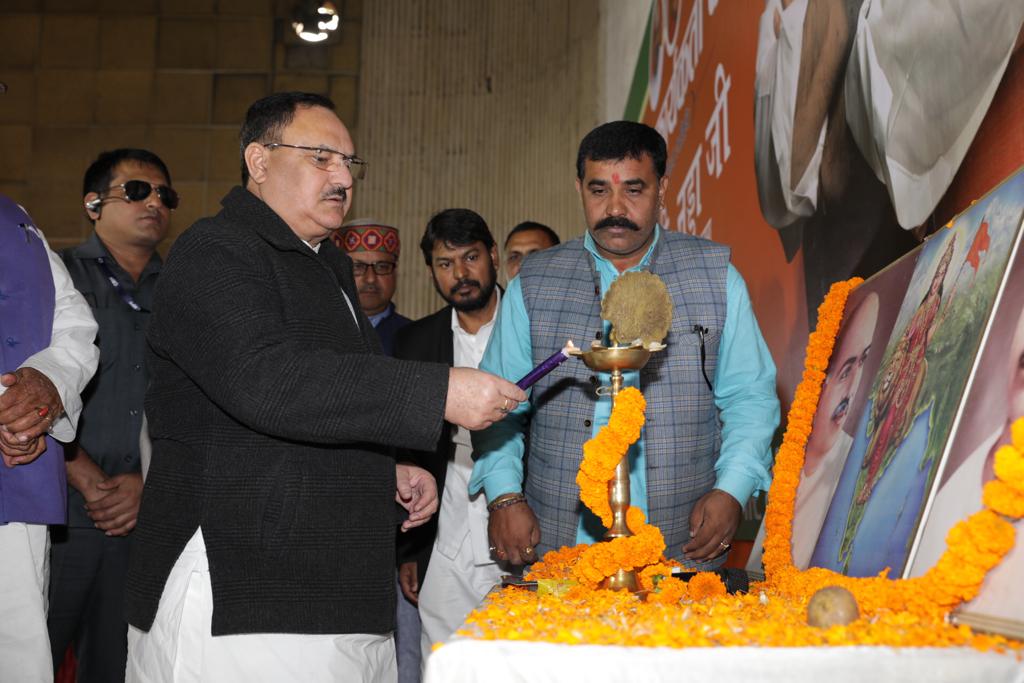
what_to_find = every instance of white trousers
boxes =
[0,522,52,683]
[418,530,504,665]
[126,529,397,683]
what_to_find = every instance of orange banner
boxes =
[640,0,807,405]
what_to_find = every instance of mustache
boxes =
[594,216,640,231]
[831,396,850,422]
[358,284,379,294]
[321,186,348,202]
[450,278,481,296]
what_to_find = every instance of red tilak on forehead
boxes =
[612,172,620,184]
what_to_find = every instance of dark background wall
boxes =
[0,0,363,252]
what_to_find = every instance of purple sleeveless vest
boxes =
[0,194,66,524]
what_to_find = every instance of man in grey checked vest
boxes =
[470,121,780,569]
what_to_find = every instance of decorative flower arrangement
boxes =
[569,506,666,589]
[576,387,647,528]
[459,279,1024,653]
[555,387,697,596]
[463,581,1015,649]
[761,279,1020,621]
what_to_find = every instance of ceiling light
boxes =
[292,1,340,43]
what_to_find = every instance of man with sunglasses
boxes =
[331,220,411,356]
[48,148,175,682]
[123,92,524,682]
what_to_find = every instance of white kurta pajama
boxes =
[126,241,396,683]
[0,225,98,683]
[0,522,51,682]
[126,529,397,683]
[418,305,507,664]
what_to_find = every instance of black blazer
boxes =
[125,187,450,636]
[393,305,455,587]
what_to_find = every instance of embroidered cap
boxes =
[332,219,400,256]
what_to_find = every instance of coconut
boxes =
[806,586,860,628]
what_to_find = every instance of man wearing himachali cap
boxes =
[332,219,417,680]
[332,220,411,355]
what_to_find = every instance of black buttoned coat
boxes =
[125,187,450,636]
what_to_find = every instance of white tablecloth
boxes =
[425,639,1024,683]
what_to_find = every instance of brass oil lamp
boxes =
[567,271,671,591]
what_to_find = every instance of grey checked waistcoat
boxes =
[519,231,729,567]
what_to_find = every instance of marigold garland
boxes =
[571,387,665,590]
[570,503,665,589]
[457,278,1024,654]
[761,279,1022,622]
[576,388,647,528]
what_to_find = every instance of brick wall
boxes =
[354,0,614,319]
[0,0,363,252]
[0,0,654,322]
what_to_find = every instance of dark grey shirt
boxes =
[60,232,161,528]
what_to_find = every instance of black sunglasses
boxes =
[104,180,180,210]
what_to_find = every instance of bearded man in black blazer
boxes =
[393,209,509,663]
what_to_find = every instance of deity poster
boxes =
[909,204,1024,638]
[809,168,1024,579]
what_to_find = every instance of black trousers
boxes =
[48,526,132,683]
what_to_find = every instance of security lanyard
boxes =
[95,256,147,313]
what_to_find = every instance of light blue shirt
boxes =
[469,226,778,545]
[367,303,393,328]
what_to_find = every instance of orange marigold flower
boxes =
[993,443,1024,494]
[638,563,674,591]
[1011,417,1024,452]
[687,572,727,601]
[983,479,1024,519]
[648,576,687,604]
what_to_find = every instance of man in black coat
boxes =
[393,209,509,662]
[123,92,525,682]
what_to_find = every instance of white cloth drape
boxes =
[844,0,1024,228]
[425,639,1024,683]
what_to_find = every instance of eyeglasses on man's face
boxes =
[262,143,368,180]
[103,180,179,210]
[352,260,396,276]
